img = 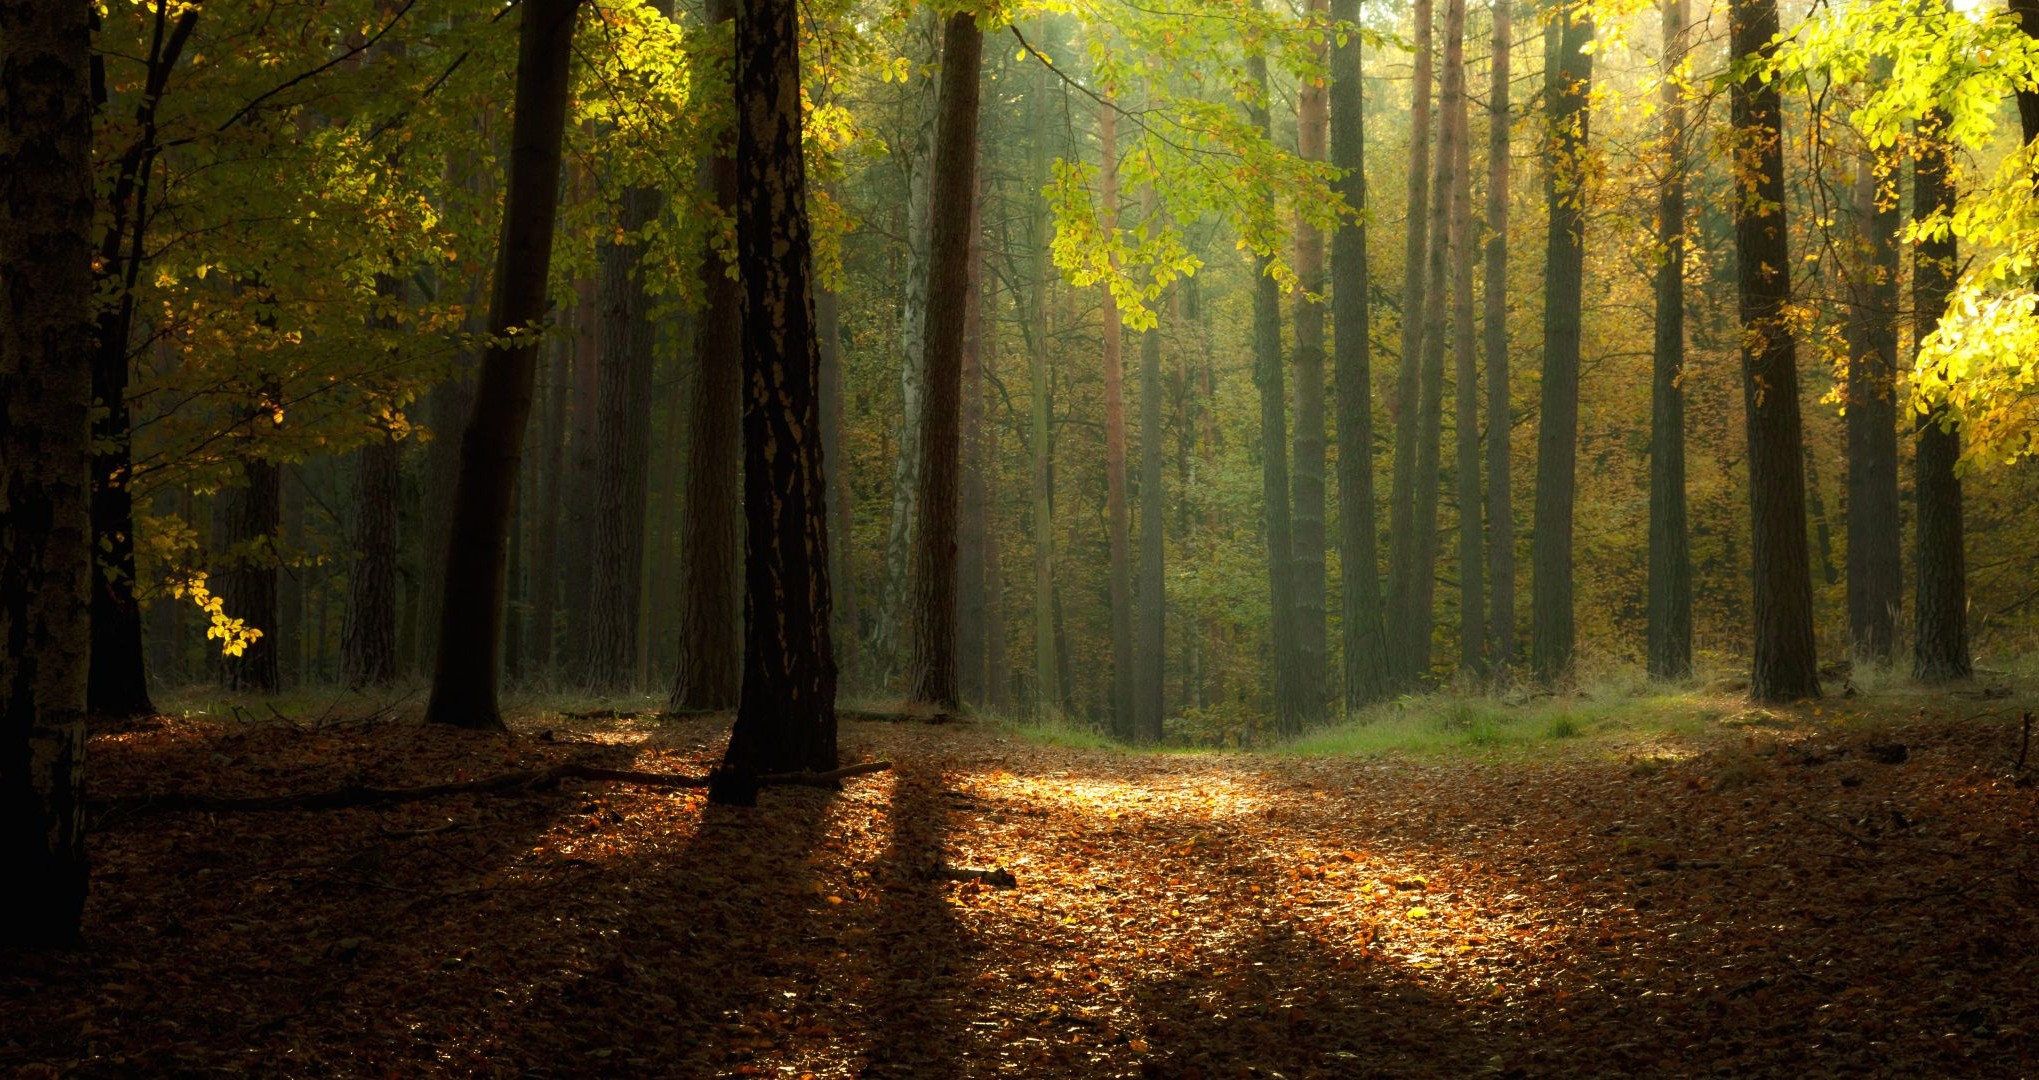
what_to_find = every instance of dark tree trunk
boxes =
[1097,100,1136,738]
[278,469,303,686]
[219,457,280,693]
[980,266,1009,711]
[672,0,744,712]
[1730,0,1821,702]
[341,435,401,687]
[1445,0,1482,676]
[1331,0,1390,706]
[1410,0,1465,684]
[906,11,983,711]
[423,0,583,730]
[819,277,855,678]
[528,335,570,679]
[560,285,599,673]
[1482,0,1515,671]
[588,182,661,690]
[1249,50,1305,738]
[1529,4,1592,684]
[1844,100,1901,666]
[1647,0,1692,681]
[1912,114,1969,684]
[0,0,95,946]
[958,190,989,705]
[714,0,839,798]
[1291,0,1331,721]
[1026,26,1060,718]
[1387,0,1436,688]
[1136,273,1167,743]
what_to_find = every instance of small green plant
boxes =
[1544,713,1583,740]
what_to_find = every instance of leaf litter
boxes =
[1,703,2035,1077]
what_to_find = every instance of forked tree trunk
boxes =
[1387,0,1436,688]
[1730,0,1821,702]
[1529,3,1592,685]
[672,0,744,712]
[1647,0,1692,681]
[906,11,983,710]
[713,0,839,799]
[1291,0,1331,721]
[1330,0,1390,707]
[424,0,583,730]
[1911,110,1970,685]
[1482,0,1515,671]
[0,0,96,945]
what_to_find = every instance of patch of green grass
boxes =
[1544,713,1583,740]
[996,714,1118,750]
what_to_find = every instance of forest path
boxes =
[2,701,2034,1077]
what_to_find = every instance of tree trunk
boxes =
[0,0,95,945]
[714,0,839,800]
[1912,112,1969,684]
[588,181,662,691]
[1387,0,1436,688]
[1447,0,1482,676]
[1291,0,1331,720]
[341,434,401,687]
[424,0,583,730]
[1249,50,1305,738]
[671,0,744,712]
[981,266,1009,712]
[1647,0,1692,681]
[1843,100,1901,667]
[1529,3,1592,684]
[277,468,304,687]
[1027,21,1061,720]
[819,277,854,677]
[1096,100,1137,739]
[1482,0,1515,671]
[1137,223,1168,743]
[528,334,570,680]
[1410,0,1465,684]
[870,9,945,684]
[906,11,983,711]
[958,186,989,705]
[1331,0,1390,707]
[219,456,281,693]
[1730,0,1821,702]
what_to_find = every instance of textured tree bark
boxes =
[424,0,583,730]
[219,455,281,693]
[713,0,839,799]
[1482,0,1515,672]
[1387,0,1436,688]
[1290,0,1331,721]
[341,435,401,687]
[671,0,744,712]
[1446,0,1483,676]
[870,9,945,684]
[1409,0,1465,685]
[1330,0,1390,708]
[819,280,855,677]
[1097,100,1137,739]
[502,460,527,684]
[0,0,95,945]
[1730,0,1821,702]
[560,284,599,673]
[1912,112,1970,685]
[906,11,983,711]
[981,270,1009,712]
[1529,4,1592,685]
[1249,50,1306,738]
[1647,0,1692,681]
[958,188,990,705]
[528,335,570,680]
[588,181,662,691]
[1136,212,1168,744]
[1843,105,1901,668]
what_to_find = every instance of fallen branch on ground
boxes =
[930,865,1018,888]
[838,707,963,725]
[95,760,892,817]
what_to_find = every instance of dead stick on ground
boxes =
[96,760,893,816]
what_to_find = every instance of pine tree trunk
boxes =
[1447,0,1483,676]
[906,11,983,711]
[1331,0,1390,707]
[1912,112,1969,684]
[870,9,945,684]
[341,434,401,687]
[1410,0,1465,685]
[528,335,570,680]
[220,456,281,693]
[1250,50,1305,738]
[981,267,1009,712]
[278,468,304,687]
[818,280,855,677]
[0,0,96,944]
[1843,106,1901,667]
[1529,3,1592,684]
[503,463,527,684]
[715,0,839,799]
[1387,0,1436,687]
[1027,22,1060,718]
[1136,255,1167,742]
[1097,100,1137,738]
[1730,0,1821,702]
[1647,0,1692,681]
[588,182,661,690]
[672,0,744,712]
[1482,0,1515,671]
[958,189,990,705]
[1291,0,1331,721]
[424,0,583,730]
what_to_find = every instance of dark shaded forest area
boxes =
[4,0,2039,1074]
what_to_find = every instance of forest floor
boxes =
[3,679,2037,1078]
